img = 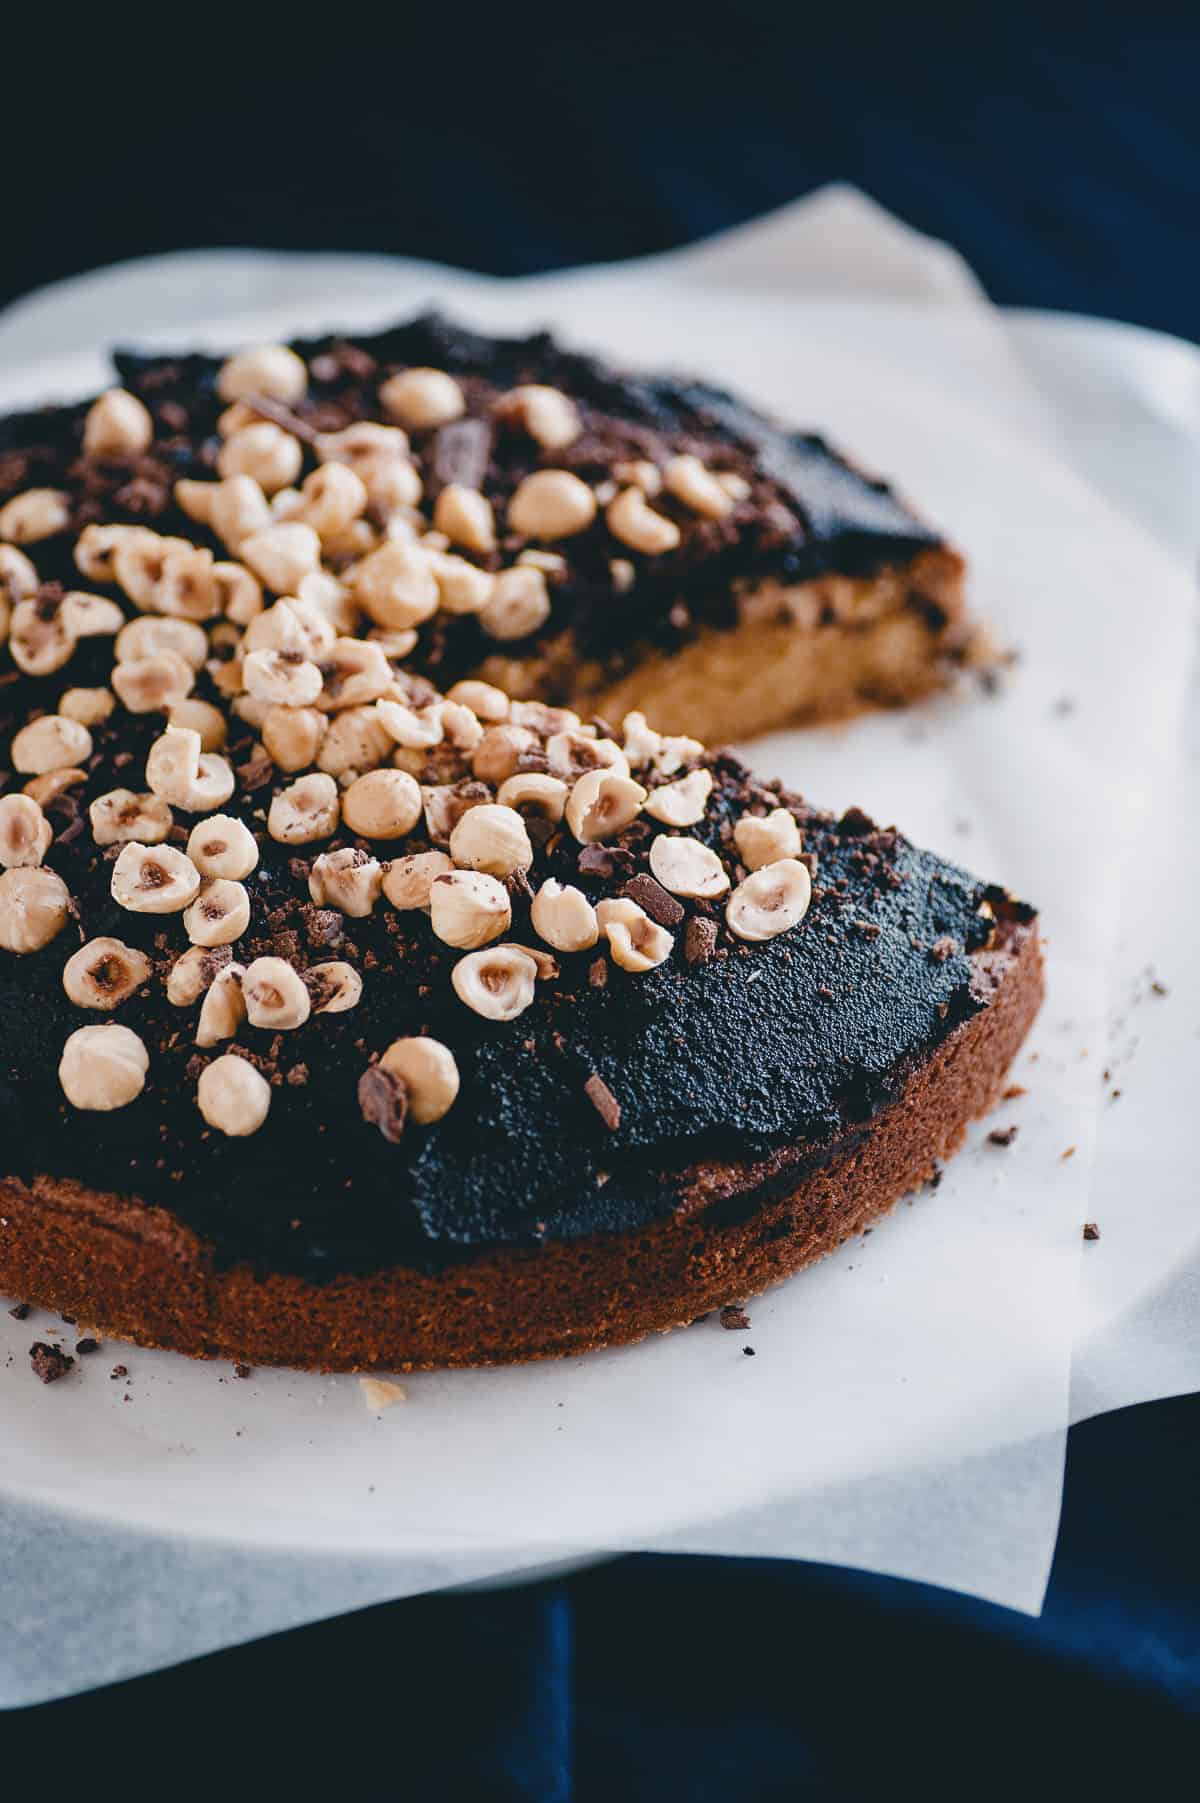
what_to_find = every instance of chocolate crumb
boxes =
[233,1362,252,1379]
[588,957,608,989]
[720,1305,751,1330]
[988,1125,1019,1147]
[622,872,685,928]
[74,1337,100,1356]
[1061,1145,1076,1160]
[30,1341,74,1384]
[684,917,718,965]
[583,1073,621,1131]
[742,1345,756,1357]
[1150,980,1169,997]
[358,1064,408,1143]
[110,1364,128,1379]
[1002,1084,1027,1101]
[8,1302,31,1321]
[1083,1222,1101,1241]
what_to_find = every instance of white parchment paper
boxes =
[1,191,1197,1702]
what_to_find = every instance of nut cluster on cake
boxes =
[0,341,819,1147]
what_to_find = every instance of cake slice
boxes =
[0,311,985,747]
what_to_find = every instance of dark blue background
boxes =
[3,10,1198,1793]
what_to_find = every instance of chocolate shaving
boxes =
[358,1064,408,1143]
[583,1073,621,1131]
[622,872,684,928]
[685,917,718,965]
[242,392,321,444]
[428,417,493,492]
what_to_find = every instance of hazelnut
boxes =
[423,784,487,847]
[497,384,581,450]
[77,523,153,584]
[217,422,303,494]
[174,479,216,525]
[451,944,538,1021]
[8,598,74,677]
[439,700,485,753]
[263,704,328,772]
[663,454,734,519]
[478,566,551,641]
[208,476,273,552]
[156,542,223,622]
[429,869,511,949]
[0,542,38,604]
[380,1036,460,1123]
[546,730,629,782]
[433,484,496,554]
[354,541,440,631]
[449,803,533,878]
[183,878,251,947]
[648,834,730,898]
[303,961,362,1015]
[82,388,154,460]
[59,1024,148,1111]
[90,789,172,847]
[111,842,202,914]
[530,879,599,953]
[239,522,321,595]
[0,794,52,867]
[60,687,116,728]
[726,858,813,941]
[496,772,568,822]
[0,488,70,544]
[315,421,410,467]
[446,679,510,722]
[471,723,535,783]
[508,470,596,540]
[166,943,232,1007]
[145,724,202,806]
[379,367,464,430]
[243,647,324,708]
[612,459,662,496]
[217,343,308,405]
[565,768,647,843]
[268,772,340,844]
[11,714,92,776]
[515,548,567,577]
[23,767,86,808]
[610,557,636,592]
[197,1053,272,1136]
[62,937,151,1010]
[367,627,419,660]
[295,462,369,537]
[0,866,70,952]
[169,697,227,751]
[317,638,394,711]
[112,651,196,714]
[308,847,384,918]
[242,956,311,1030]
[376,697,444,749]
[596,897,673,973]
[116,616,206,668]
[342,768,422,840]
[187,814,260,880]
[316,706,391,779]
[213,560,265,625]
[733,808,803,870]
[108,530,175,607]
[718,472,751,502]
[643,768,713,828]
[60,591,125,638]
[606,486,681,555]
[381,849,454,911]
[196,963,246,1047]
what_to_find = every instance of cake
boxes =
[0,321,1039,1371]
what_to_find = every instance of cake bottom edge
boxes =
[0,917,1043,1373]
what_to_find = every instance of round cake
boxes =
[0,321,1041,1370]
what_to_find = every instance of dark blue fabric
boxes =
[2,11,1198,1792]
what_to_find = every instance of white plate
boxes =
[0,285,1192,1567]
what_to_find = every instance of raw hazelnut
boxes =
[241,956,311,1030]
[116,615,207,668]
[644,768,713,827]
[0,866,70,952]
[380,1036,460,1123]
[82,388,154,460]
[316,706,391,779]
[111,842,202,914]
[496,772,568,821]
[239,522,321,595]
[295,461,368,537]
[0,488,70,544]
[166,943,232,1007]
[268,772,340,843]
[381,849,454,911]
[155,542,222,621]
[196,963,246,1047]
[433,484,496,554]
[186,814,260,880]
[11,714,92,775]
[439,700,485,752]
[446,679,510,722]
[169,697,227,751]
[60,687,116,728]
[354,541,439,631]
[497,384,581,449]
[451,944,538,1021]
[183,878,251,947]
[663,454,734,518]
[315,421,410,468]
[379,367,464,430]
[0,794,52,867]
[449,803,533,877]
[596,897,674,972]
[733,808,802,870]
[648,834,730,898]
[243,647,324,707]
[308,847,384,918]
[612,459,662,496]
[423,784,487,847]
[213,560,264,625]
[217,422,303,494]
[60,591,125,638]
[208,476,273,552]
[565,769,647,843]
[546,730,629,782]
[471,723,535,783]
[197,1053,272,1136]
[478,566,551,641]
[145,724,202,806]
[317,638,394,711]
[263,704,328,772]
[7,598,74,676]
[0,542,38,603]
[169,747,230,809]
[23,767,86,808]
[59,1024,148,1111]
[217,343,308,405]
[718,472,751,502]
[429,870,511,949]
[90,789,172,846]
[508,470,595,540]
[62,937,151,1010]
[342,768,422,839]
[112,651,196,714]
[303,961,362,1015]
[375,697,444,748]
[726,858,813,941]
[606,487,681,555]
[530,879,599,953]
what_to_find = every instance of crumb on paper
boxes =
[29,1341,74,1384]
[109,1363,128,1380]
[1002,1084,1027,1101]
[987,1125,1019,1147]
[1083,1222,1101,1241]
[742,1346,756,1358]
[360,1376,407,1412]
[8,1302,31,1321]
[233,1362,252,1380]
[1061,1145,1077,1160]
[719,1305,751,1331]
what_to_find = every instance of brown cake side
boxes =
[0,911,1040,1371]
